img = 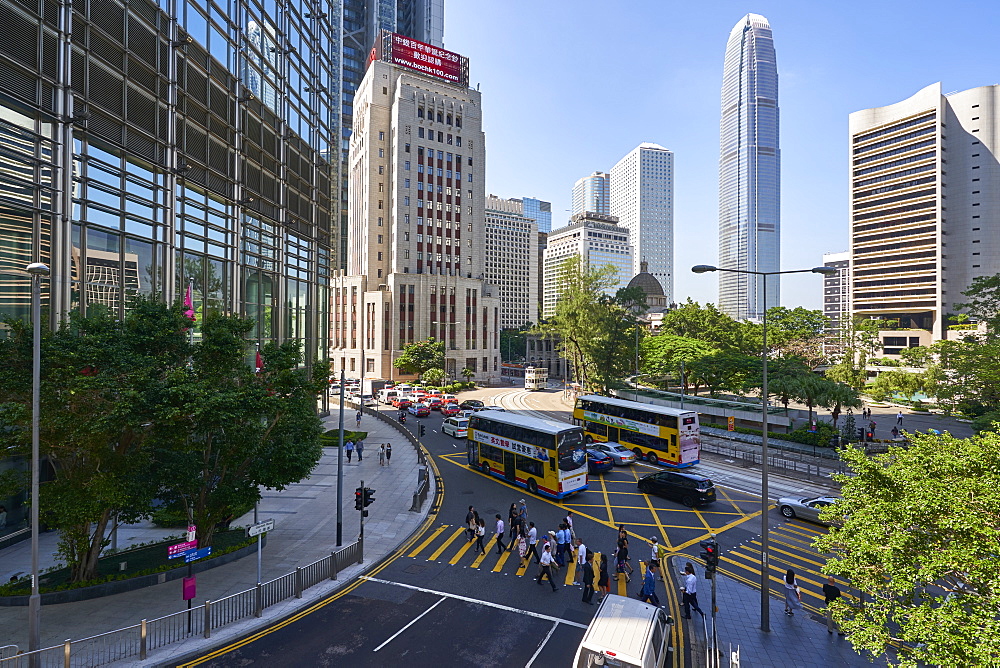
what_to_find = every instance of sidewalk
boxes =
[0,408,433,663]
[668,556,890,668]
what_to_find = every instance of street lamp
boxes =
[25,262,49,654]
[691,263,836,633]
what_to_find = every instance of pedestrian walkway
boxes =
[0,408,432,664]
[667,555,890,667]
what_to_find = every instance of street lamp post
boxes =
[691,263,836,633]
[25,262,50,655]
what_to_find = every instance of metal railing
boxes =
[701,435,848,481]
[0,527,30,551]
[0,539,361,667]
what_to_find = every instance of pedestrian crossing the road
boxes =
[405,524,650,598]
[715,519,855,615]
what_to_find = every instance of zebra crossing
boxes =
[404,523,649,596]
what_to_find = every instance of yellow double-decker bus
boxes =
[467,410,588,498]
[573,395,700,467]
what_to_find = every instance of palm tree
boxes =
[822,381,862,428]
[460,367,475,384]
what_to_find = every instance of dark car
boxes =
[587,449,614,475]
[638,471,716,506]
[459,399,485,410]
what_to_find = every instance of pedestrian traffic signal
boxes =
[857,427,866,442]
[354,487,363,511]
[699,539,719,578]
[418,423,426,438]
[363,487,376,508]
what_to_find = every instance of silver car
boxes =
[590,441,636,466]
[776,496,840,526]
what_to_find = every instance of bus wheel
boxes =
[526,478,538,495]
[647,453,659,466]
[633,447,643,461]
[584,434,594,444]
[481,461,490,475]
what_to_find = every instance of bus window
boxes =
[558,430,586,471]
[585,421,608,438]
[515,455,543,477]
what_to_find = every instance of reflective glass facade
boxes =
[571,171,610,216]
[521,196,551,234]
[718,13,780,320]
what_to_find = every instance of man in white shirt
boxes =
[525,522,540,564]
[572,538,587,585]
[681,563,705,619]
[536,544,558,591]
[494,514,506,555]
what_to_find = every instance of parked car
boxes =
[440,403,461,417]
[590,442,636,466]
[443,417,470,438]
[426,397,444,410]
[408,403,431,417]
[459,399,485,410]
[777,496,840,526]
[637,471,716,506]
[587,449,615,475]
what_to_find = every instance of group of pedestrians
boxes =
[343,439,391,465]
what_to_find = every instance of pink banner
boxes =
[182,576,196,601]
[168,540,197,558]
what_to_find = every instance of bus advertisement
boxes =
[573,395,700,467]
[467,410,588,498]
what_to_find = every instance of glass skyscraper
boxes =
[571,172,610,216]
[718,13,780,320]
[521,197,552,234]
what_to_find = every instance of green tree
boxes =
[640,334,716,392]
[767,306,829,369]
[866,369,926,403]
[688,351,757,397]
[821,382,862,428]
[153,313,324,547]
[815,430,1000,667]
[460,367,475,383]
[0,298,191,582]
[658,299,759,355]
[955,272,1000,333]
[422,367,445,386]
[393,337,445,377]
[827,316,881,390]
[500,327,529,362]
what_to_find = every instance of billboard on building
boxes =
[371,30,469,87]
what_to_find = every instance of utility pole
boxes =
[701,537,720,667]
[336,369,345,546]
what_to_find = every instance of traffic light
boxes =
[418,423,426,438]
[354,487,363,511]
[699,539,720,578]
[363,487,376,508]
[858,427,866,442]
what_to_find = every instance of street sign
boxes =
[248,519,275,537]
[186,525,196,542]
[168,540,198,558]
[184,547,212,563]
[727,416,735,432]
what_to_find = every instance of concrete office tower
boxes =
[333,36,501,383]
[572,172,611,215]
[718,13,780,320]
[610,143,674,301]
[821,251,851,354]
[542,213,632,318]
[0,0,344,406]
[522,197,553,233]
[485,196,540,329]
[850,82,1000,351]
[339,1,447,267]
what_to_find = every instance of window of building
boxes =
[418,128,425,138]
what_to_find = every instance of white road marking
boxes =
[361,576,588,629]
[372,596,446,652]
[524,621,560,668]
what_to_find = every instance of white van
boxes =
[573,594,672,668]
[395,384,413,393]
[378,389,399,405]
[442,417,469,439]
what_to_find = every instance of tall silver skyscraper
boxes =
[572,172,611,215]
[718,13,780,320]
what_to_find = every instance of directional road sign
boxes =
[184,547,212,563]
[168,540,198,559]
[248,519,275,537]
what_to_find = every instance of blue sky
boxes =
[443,0,999,310]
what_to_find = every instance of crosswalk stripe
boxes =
[428,527,466,561]
[516,553,532,577]
[616,570,629,596]
[470,545,491,568]
[564,553,577,585]
[748,538,828,569]
[492,546,514,572]
[448,533,476,565]
[787,521,826,535]
[408,525,449,558]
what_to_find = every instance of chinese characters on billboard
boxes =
[376,31,469,87]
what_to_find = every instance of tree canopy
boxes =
[815,430,1000,667]
[393,337,445,376]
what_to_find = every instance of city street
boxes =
[174,385,894,667]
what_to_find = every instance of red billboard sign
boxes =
[385,33,467,86]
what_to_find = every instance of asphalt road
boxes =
[176,385,856,667]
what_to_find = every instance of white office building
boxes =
[571,172,611,215]
[718,13,780,320]
[542,212,632,318]
[610,143,674,302]
[332,36,501,383]
[485,196,539,329]
[849,82,1000,351]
